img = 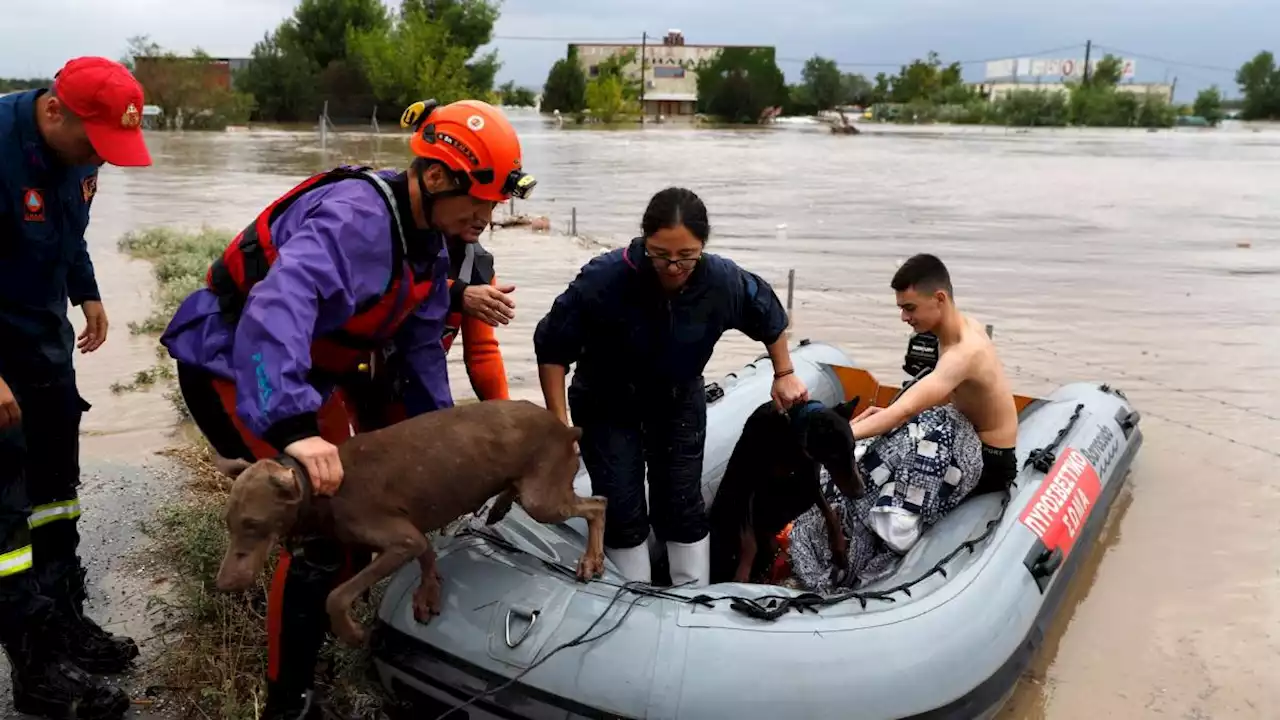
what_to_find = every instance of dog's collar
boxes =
[273,453,314,510]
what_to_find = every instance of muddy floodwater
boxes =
[71,111,1279,718]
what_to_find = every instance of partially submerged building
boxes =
[567,30,773,120]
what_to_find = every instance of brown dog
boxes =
[211,399,607,647]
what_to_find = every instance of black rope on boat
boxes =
[1025,402,1084,473]
[455,527,716,608]
[430,578,649,720]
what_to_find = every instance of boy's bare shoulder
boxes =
[958,316,1000,371]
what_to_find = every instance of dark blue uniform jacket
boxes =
[0,89,100,384]
[534,236,789,408]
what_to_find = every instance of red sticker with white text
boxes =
[1018,447,1102,560]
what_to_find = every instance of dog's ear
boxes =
[271,466,304,501]
[213,454,253,478]
[832,396,861,421]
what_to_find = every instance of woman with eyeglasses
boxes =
[534,186,809,587]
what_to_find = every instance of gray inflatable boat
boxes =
[369,339,1144,720]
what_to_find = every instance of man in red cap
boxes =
[0,56,151,719]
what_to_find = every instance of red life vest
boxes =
[205,167,436,377]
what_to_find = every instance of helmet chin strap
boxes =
[416,162,473,243]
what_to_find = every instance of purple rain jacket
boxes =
[160,169,453,448]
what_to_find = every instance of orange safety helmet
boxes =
[400,99,536,203]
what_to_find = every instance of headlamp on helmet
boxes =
[505,170,537,200]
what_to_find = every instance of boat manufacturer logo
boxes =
[1080,424,1119,478]
[1018,446,1101,560]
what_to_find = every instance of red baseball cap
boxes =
[53,57,152,167]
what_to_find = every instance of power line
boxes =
[489,34,1085,68]
[490,31,678,43]
[777,58,902,68]
[1091,43,1239,74]
[779,43,1088,71]
[488,34,1243,81]
[491,34,642,42]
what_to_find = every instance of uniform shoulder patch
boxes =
[22,188,45,222]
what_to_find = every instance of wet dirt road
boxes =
[50,114,1280,718]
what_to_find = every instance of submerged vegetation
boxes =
[110,227,227,415]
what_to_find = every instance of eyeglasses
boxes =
[644,247,701,271]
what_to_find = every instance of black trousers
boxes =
[0,373,91,635]
[570,381,709,550]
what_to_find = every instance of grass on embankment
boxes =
[119,227,384,720]
[109,227,229,408]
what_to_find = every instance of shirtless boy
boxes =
[783,255,1023,590]
[850,253,1019,496]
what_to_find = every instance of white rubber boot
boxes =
[667,536,711,588]
[606,543,652,584]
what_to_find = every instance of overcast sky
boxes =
[1,0,1267,100]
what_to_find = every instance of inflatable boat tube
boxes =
[369,339,1144,720]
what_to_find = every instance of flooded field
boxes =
[75,112,1280,718]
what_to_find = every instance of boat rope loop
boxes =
[453,403,1086,632]
[1024,402,1085,473]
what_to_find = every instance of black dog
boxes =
[709,398,864,584]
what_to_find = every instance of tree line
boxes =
[231,0,536,122]
[539,44,1280,129]
[1234,51,1280,121]
[0,77,53,94]
[115,0,537,129]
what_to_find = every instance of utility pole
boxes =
[1082,39,1092,85]
[1170,76,1178,104]
[640,31,648,124]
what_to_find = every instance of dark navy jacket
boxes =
[534,237,789,405]
[0,89,101,383]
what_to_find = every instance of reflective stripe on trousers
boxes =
[0,545,33,577]
[28,499,81,529]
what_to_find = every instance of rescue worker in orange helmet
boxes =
[159,98,534,719]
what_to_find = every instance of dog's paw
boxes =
[575,551,605,582]
[326,595,369,647]
[413,574,443,623]
[331,612,368,647]
[338,620,368,648]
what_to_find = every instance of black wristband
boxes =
[774,368,795,379]
[262,412,321,451]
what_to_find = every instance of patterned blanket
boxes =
[788,404,984,594]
